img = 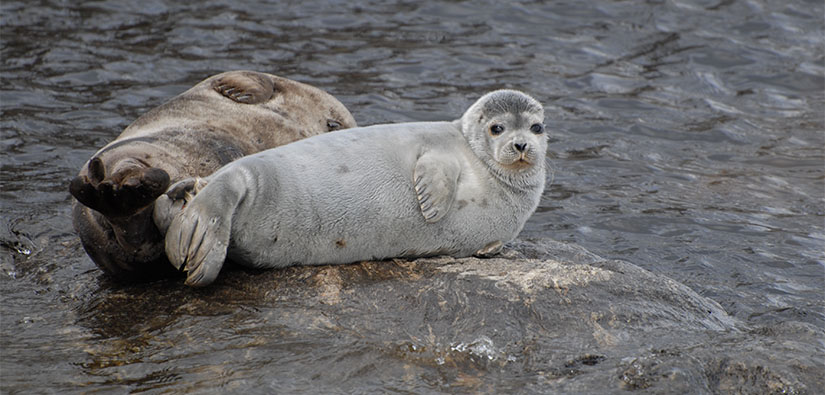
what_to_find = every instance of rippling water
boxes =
[2,0,823,393]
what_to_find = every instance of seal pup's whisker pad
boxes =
[163,90,548,287]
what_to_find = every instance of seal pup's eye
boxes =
[326,119,342,131]
[490,124,504,136]
[530,123,544,134]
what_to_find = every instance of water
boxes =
[2,0,823,393]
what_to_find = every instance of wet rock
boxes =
[68,238,823,393]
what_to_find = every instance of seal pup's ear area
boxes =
[164,198,230,287]
[69,157,170,217]
[413,152,461,223]
[212,71,275,105]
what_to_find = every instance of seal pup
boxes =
[69,70,357,280]
[163,90,547,287]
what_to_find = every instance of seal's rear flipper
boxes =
[69,157,170,218]
[165,195,230,287]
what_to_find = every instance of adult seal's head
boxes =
[160,89,548,286]
[69,70,356,281]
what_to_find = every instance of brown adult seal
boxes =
[69,70,356,281]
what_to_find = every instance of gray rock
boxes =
[70,238,825,393]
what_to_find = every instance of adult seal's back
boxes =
[69,71,356,281]
[161,90,548,286]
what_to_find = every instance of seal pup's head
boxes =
[460,90,547,187]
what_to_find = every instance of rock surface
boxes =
[71,238,821,393]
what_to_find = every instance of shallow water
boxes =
[2,0,823,393]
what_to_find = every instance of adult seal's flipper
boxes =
[413,152,460,223]
[212,72,275,104]
[69,157,170,218]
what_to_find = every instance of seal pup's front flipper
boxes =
[473,240,504,258]
[164,185,234,287]
[413,152,460,223]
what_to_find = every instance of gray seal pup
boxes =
[162,90,547,286]
[69,70,356,281]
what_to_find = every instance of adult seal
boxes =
[69,70,357,281]
[161,90,548,286]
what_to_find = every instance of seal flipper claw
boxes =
[184,220,228,287]
[413,152,460,223]
[89,157,106,183]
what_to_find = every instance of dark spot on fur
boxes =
[335,239,346,248]
[457,200,468,210]
[269,107,290,119]
[337,165,349,174]
[481,198,489,207]
[211,141,245,165]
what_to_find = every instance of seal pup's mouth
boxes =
[514,157,533,168]
[501,156,534,170]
